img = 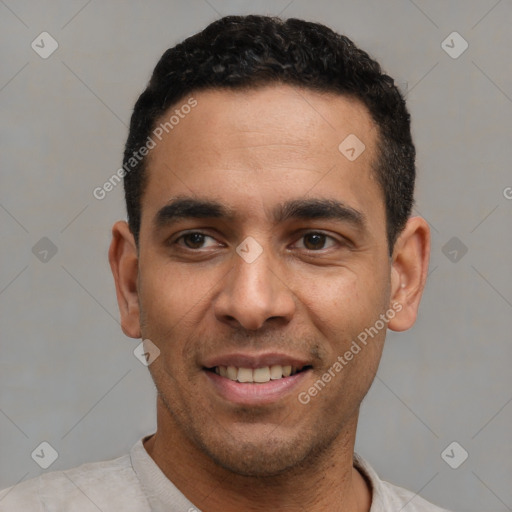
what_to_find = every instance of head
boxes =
[109,15,429,478]
[123,15,416,255]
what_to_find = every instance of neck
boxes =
[144,398,371,512]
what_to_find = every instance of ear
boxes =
[108,220,141,338]
[387,216,430,332]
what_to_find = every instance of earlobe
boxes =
[108,221,142,339]
[387,217,430,332]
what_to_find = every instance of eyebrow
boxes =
[153,196,367,231]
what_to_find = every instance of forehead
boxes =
[141,84,384,235]
[156,85,378,165]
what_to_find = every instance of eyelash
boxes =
[172,230,344,252]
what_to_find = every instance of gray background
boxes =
[1,1,511,511]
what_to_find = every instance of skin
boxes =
[109,84,430,511]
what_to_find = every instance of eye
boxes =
[294,232,338,251]
[174,232,219,250]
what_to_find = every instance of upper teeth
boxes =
[214,365,297,383]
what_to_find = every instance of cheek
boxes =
[297,263,390,370]
[138,261,217,370]
[137,263,190,358]
[300,269,373,331]
[140,259,198,320]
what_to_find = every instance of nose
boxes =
[213,244,296,331]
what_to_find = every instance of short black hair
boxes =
[123,15,415,255]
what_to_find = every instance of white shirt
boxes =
[0,436,451,511]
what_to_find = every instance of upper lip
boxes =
[202,352,311,370]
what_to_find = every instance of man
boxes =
[0,15,450,511]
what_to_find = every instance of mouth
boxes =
[205,364,311,383]
[202,355,313,405]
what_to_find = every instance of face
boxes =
[115,85,414,477]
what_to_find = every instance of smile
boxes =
[208,365,308,383]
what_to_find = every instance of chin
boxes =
[209,443,304,477]
[197,429,333,478]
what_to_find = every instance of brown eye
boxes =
[182,233,206,249]
[303,233,327,250]
[175,232,217,249]
[297,232,339,251]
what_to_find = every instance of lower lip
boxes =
[204,370,310,405]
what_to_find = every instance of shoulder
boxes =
[378,480,452,512]
[354,453,452,512]
[0,453,150,511]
